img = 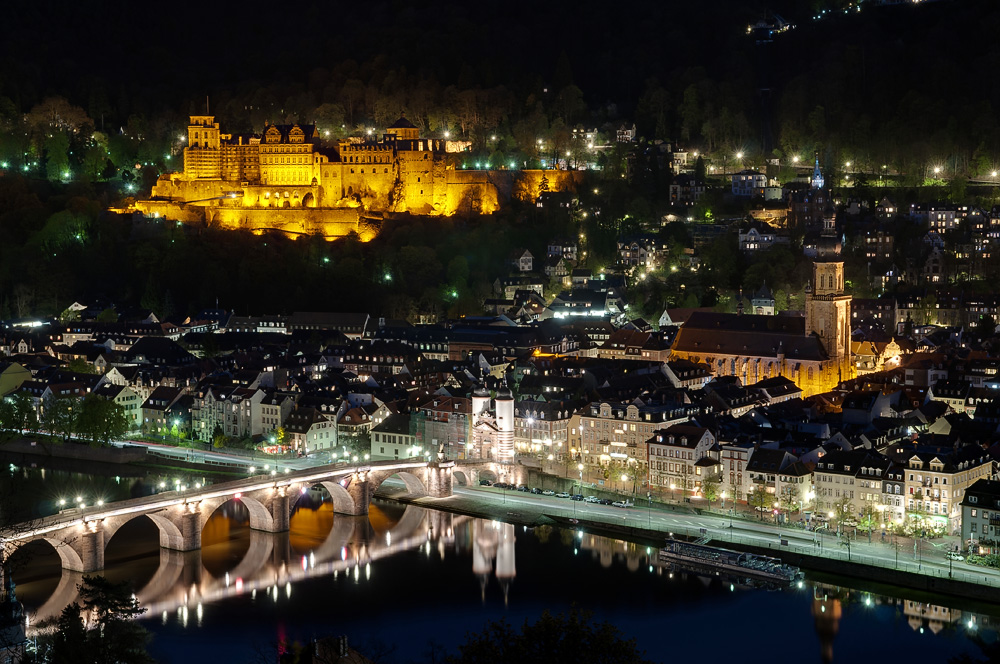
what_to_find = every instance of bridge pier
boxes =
[267,491,291,532]
[68,521,105,573]
[344,473,374,516]
[175,508,202,551]
[424,461,455,498]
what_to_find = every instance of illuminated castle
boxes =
[136,115,581,239]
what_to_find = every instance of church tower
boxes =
[811,153,825,190]
[805,239,852,388]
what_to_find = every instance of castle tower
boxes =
[184,115,222,179]
[805,238,852,387]
[494,382,515,461]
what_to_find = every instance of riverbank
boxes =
[389,488,1000,605]
[0,437,246,478]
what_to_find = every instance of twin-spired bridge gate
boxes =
[2,458,472,573]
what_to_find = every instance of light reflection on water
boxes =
[10,495,1000,664]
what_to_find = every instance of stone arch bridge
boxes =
[3,459,469,574]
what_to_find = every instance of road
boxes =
[107,446,1000,586]
[453,485,1000,586]
[111,439,320,471]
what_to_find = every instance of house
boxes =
[739,224,787,253]
[617,237,664,269]
[668,174,706,206]
[570,269,592,288]
[647,424,719,497]
[141,386,185,438]
[370,412,419,459]
[0,362,30,397]
[812,449,891,524]
[494,276,546,300]
[508,248,534,273]
[731,170,767,197]
[543,256,569,280]
[547,237,578,262]
[284,406,336,455]
[261,391,296,437]
[192,386,265,441]
[961,479,1000,554]
[893,442,994,534]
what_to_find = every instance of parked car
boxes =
[598,498,613,505]
[555,492,570,498]
[584,496,600,503]
[530,487,543,494]
[479,480,492,486]
[946,552,964,561]
[611,500,633,508]
[542,490,556,496]
[570,494,584,501]
[516,484,530,492]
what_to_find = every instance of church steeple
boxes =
[812,153,825,190]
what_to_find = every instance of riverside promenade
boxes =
[393,482,1000,603]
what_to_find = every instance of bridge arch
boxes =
[312,481,356,515]
[103,512,186,551]
[371,471,427,497]
[10,537,84,574]
[200,494,274,532]
[453,470,471,486]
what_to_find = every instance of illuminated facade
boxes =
[137,115,582,238]
[671,256,854,397]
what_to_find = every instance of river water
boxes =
[5,464,999,664]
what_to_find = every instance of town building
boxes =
[961,479,1000,554]
[647,424,719,497]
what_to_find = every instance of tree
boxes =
[5,393,38,435]
[700,474,720,506]
[833,496,854,532]
[748,483,770,520]
[693,155,706,184]
[75,394,129,446]
[66,357,96,374]
[448,608,654,664]
[46,576,153,664]
[41,394,78,442]
[51,604,88,664]
[859,500,879,533]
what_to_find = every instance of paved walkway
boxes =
[404,484,1000,590]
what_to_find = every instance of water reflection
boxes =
[10,499,1000,663]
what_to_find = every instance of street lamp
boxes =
[578,463,584,494]
[670,483,676,502]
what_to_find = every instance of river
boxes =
[5,464,999,664]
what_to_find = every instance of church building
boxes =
[671,242,853,396]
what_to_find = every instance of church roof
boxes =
[673,312,828,362]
